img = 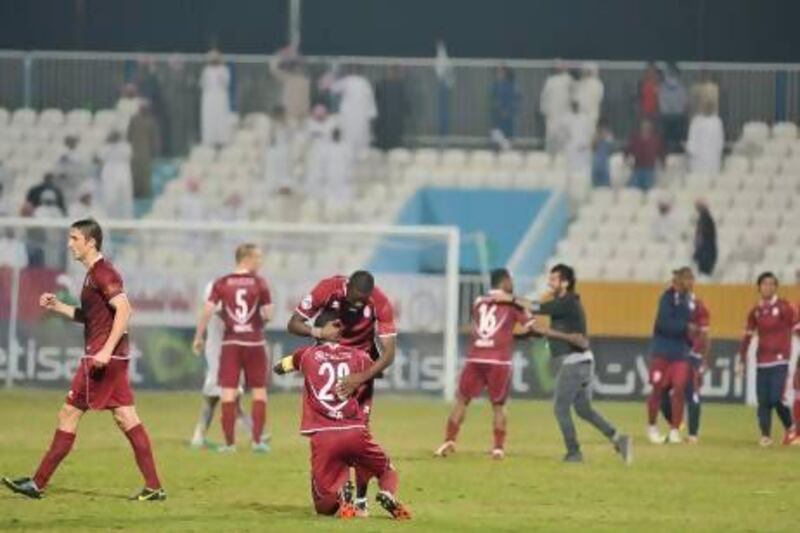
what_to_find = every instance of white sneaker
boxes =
[491,448,505,460]
[217,444,237,453]
[758,436,773,447]
[686,435,699,444]
[647,426,664,444]
[667,429,682,444]
[354,497,369,518]
[434,440,456,457]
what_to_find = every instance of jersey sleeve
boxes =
[93,265,124,301]
[781,300,797,329]
[292,346,309,374]
[259,277,272,307]
[207,279,222,305]
[694,302,711,330]
[295,278,335,319]
[373,289,397,337]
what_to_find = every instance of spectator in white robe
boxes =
[116,83,142,129]
[573,62,604,126]
[304,104,336,190]
[324,128,354,204]
[686,102,724,175]
[264,105,294,194]
[175,178,207,221]
[200,49,232,148]
[0,227,28,269]
[328,68,377,155]
[98,131,134,219]
[68,181,106,220]
[563,102,595,175]
[539,60,574,155]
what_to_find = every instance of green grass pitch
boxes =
[0,389,797,532]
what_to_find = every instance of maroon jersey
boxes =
[292,343,372,435]
[295,275,397,355]
[689,295,710,357]
[81,257,129,356]
[208,272,272,345]
[466,291,532,365]
[739,296,796,367]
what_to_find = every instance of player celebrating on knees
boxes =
[2,219,164,501]
[736,272,798,446]
[288,270,396,516]
[646,267,694,445]
[188,280,252,450]
[434,268,536,460]
[274,309,411,520]
[193,244,274,453]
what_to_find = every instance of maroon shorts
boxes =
[649,356,691,391]
[309,428,393,513]
[66,357,134,411]
[219,343,269,389]
[458,362,512,405]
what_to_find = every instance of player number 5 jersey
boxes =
[208,272,272,344]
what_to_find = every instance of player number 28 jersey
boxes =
[292,343,372,435]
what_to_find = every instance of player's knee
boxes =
[112,408,141,431]
[57,405,82,431]
[313,495,339,515]
[251,388,267,401]
[220,388,237,402]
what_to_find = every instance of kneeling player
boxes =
[435,269,535,459]
[274,310,410,520]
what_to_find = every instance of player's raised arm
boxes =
[288,312,341,341]
[39,292,80,321]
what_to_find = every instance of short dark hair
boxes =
[70,218,103,251]
[551,263,576,291]
[235,243,259,263]
[348,270,374,294]
[314,308,340,328]
[490,268,511,289]
[757,271,778,287]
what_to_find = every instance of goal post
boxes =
[0,217,461,401]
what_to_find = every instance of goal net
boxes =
[0,218,461,400]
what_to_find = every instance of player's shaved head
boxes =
[70,218,103,251]
[235,243,260,263]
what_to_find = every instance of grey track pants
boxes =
[554,360,616,454]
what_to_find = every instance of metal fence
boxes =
[2,50,800,152]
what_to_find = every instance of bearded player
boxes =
[288,270,396,516]
[274,309,410,520]
[2,219,164,501]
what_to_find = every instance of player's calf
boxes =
[376,491,412,520]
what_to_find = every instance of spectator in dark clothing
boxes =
[490,66,520,150]
[22,173,67,216]
[658,64,688,153]
[693,200,718,276]
[128,99,162,200]
[134,57,170,155]
[625,118,664,191]
[592,118,613,187]
[374,66,410,150]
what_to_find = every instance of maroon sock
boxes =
[33,429,76,489]
[124,424,161,490]
[493,429,506,450]
[221,401,236,446]
[445,419,460,442]
[251,399,266,444]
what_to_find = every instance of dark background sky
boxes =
[0,0,798,62]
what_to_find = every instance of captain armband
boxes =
[273,356,296,375]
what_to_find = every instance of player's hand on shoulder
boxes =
[192,337,204,356]
[39,293,58,310]
[320,320,342,342]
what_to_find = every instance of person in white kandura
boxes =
[329,68,377,155]
[564,101,595,175]
[573,62,604,127]
[686,101,724,175]
[189,281,253,449]
[540,59,574,155]
[98,131,134,220]
[303,104,337,192]
[200,48,232,148]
